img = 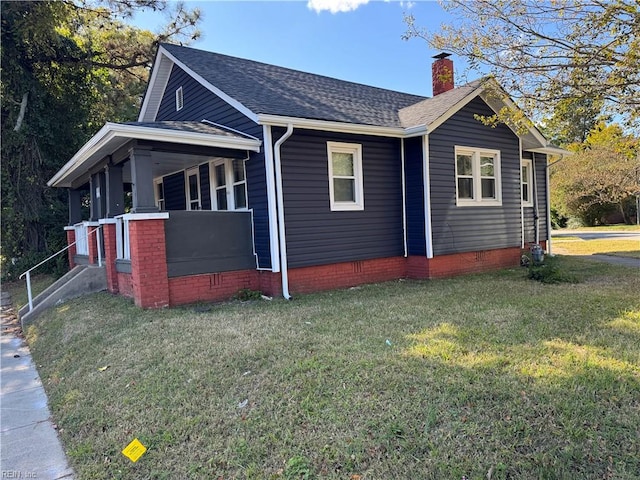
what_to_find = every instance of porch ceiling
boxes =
[48,121,261,188]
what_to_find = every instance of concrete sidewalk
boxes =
[1,300,74,479]
[575,254,640,269]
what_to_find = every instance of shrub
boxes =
[527,256,578,284]
[550,208,568,229]
[234,288,263,301]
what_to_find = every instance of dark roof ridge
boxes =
[160,42,427,101]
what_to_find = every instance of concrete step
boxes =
[18,266,87,318]
[19,266,107,328]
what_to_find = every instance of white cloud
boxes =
[307,0,370,14]
[400,1,415,9]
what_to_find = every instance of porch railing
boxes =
[19,224,102,313]
[74,223,89,255]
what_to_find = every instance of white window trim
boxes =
[521,159,534,207]
[153,177,165,210]
[209,159,249,211]
[327,141,364,211]
[185,166,201,210]
[454,146,502,207]
[175,86,184,111]
[115,216,130,260]
[230,159,249,210]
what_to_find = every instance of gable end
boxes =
[158,46,259,123]
[139,50,174,122]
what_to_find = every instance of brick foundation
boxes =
[407,256,430,279]
[102,222,118,293]
[66,216,523,308]
[129,218,170,309]
[258,270,282,298]
[65,228,77,269]
[117,272,134,298]
[121,247,521,307]
[168,270,259,306]
[426,247,521,279]
[288,257,407,294]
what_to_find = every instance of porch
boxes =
[50,121,275,307]
[67,210,267,308]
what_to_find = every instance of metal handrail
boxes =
[19,225,102,312]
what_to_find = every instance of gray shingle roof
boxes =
[124,120,247,138]
[398,79,485,128]
[161,43,428,128]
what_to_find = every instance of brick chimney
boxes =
[432,53,454,96]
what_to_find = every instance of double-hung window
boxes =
[455,146,502,206]
[327,141,364,211]
[211,159,248,210]
[521,159,534,207]
[154,178,165,210]
[186,167,201,210]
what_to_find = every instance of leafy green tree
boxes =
[1,0,200,279]
[542,96,604,146]
[550,124,639,225]
[403,0,639,129]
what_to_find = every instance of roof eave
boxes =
[258,114,407,138]
[525,145,573,156]
[48,123,262,188]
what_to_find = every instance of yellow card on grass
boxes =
[122,438,147,462]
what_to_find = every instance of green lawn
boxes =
[551,239,640,259]
[554,225,640,232]
[27,257,640,479]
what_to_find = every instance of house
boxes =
[48,44,565,308]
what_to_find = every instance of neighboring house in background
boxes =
[48,44,565,308]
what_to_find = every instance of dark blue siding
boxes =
[155,65,271,268]
[164,171,186,210]
[157,66,260,136]
[279,129,404,268]
[404,136,426,256]
[429,97,522,255]
[199,163,211,210]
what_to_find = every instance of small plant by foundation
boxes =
[233,288,264,301]
[526,255,578,284]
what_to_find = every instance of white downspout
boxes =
[274,124,294,299]
[520,140,525,248]
[262,125,280,272]
[401,139,408,257]
[532,153,540,245]
[545,156,553,256]
[423,135,434,258]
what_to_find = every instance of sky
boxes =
[130,0,474,98]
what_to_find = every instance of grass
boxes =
[27,257,640,479]
[554,225,640,232]
[551,239,640,258]
[2,274,56,310]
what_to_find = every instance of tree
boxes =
[403,0,639,129]
[550,123,639,225]
[542,95,604,146]
[1,1,200,279]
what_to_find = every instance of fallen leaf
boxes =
[98,365,110,372]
